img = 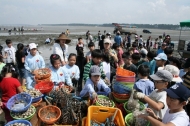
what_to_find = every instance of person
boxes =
[106,33,111,40]
[80,65,111,101]
[133,65,154,96]
[65,29,70,36]
[45,38,51,44]
[53,34,71,65]
[86,42,95,63]
[98,31,101,41]
[0,65,23,122]
[158,36,163,49]
[142,51,156,75]
[146,36,152,51]
[86,30,89,40]
[24,43,45,89]
[15,43,26,86]
[88,33,93,43]
[114,32,122,46]
[157,43,166,55]
[169,57,181,69]
[98,35,105,50]
[153,38,158,49]
[4,39,16,66]
[76,37,84,52]
[127,34,131,50]
[122,52,137,75]
[63,53,80,88]
[76,47,86,91]
[112,43,124,67]
[131,43,139,53]
[138,35,144,47]
[139,47,148,65]
[0,56,5,73]
[49,54,73,89]
[102,53,110,82]
[134,70,173,119]
[131,53,141,67]
[155,53,167,71]
[138,83,190,126]
[164,47,173,65]
[183,58,190,89]
[123,33,128,49]
[83,49,106,82]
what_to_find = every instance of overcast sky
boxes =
[0,0,189,25]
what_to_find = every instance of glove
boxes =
[92,92,98,100]
[133,91,145,99]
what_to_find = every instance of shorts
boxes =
[18,68,25,78]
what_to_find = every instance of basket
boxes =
[35,81,54,94]
[113,82,132,94]
[38,105,61,124]
[95,95,115,108]
[124,101,146,114]
[112,92,130,99]
[35,76,51,84]
[32,98,42,107]
[6,93,32,113]
[32,94,44,103]
[10,105,36,120]
[116,67,136,77]
[125,113,150,126]
[116,76,136,82]
[87,106,125,126]
[34,68,51,80]
[5,120,32,126]
[113,96,128,103]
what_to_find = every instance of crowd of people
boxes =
[0,30,190,125]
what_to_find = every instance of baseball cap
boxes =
[154,53,167,61]
[183,58,190,68]
[29,43,37,50]
[164,65,182,82]
[90,65,101,76]
[150,70,173,82]
[140,48,148,55]
[165,83,190,101]
[104,38,112,44]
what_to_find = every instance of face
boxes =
[89,46,95,52]
[132,59,139,64]
[156,60,165,67]
[30,48,37,56]
[166,95,185,111]
[7,43,12,48]
[68,56,76,66]
[60,39,66,46]
[79,39,83,44]
[91,75,100,84]
[161,45,166,50]
[53,59,61,69]
[92,57,102,65]
[104,43,110,50]
[123,58,131,64]
[154,80,168,90]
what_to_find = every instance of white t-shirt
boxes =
[162,109,189,126]
[138,37,143,44]
[102,62,110,81]
[4,46,16,63]
[86,51,91,60]
[148,89,168,119]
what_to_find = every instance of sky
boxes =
[0,0,189,25]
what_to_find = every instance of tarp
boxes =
[180,20,190,27]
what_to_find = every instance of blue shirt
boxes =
[134,79,154,96]
[80,78,111,99]
[49,66,72,86]
[114,35,122,45]
[157,49,164,55]
[24,53,45,71]
[142,59,156,75]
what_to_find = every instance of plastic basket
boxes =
[10,105,36,120]
[38,105,61,124]
[116,67,136,77]
[125,113,150,126]
[32,94,44,103]
[113,82,132,94]
[116,76,136,82]
[35,81,53,94]
[124,101,146,114]
[35,76,51,84]
[34,68,51,80]
[112,92,130,99]
[6,93,32,113]
[95,95,115,108]
[87,106,125,126]
[5,120,32,126]
[32,98,42,107]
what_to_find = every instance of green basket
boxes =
[113,96,128,103]
[95,95,115,108]
[125,113,150,126]
[10,105,36,120]
[124,101,145,114]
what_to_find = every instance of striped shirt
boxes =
[83,60,106,82]
[183,72,190,89]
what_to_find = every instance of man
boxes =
[114,31,122,46]
[157,43,167,55]
[4,39,16,66]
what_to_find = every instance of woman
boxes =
[53,33,71,66]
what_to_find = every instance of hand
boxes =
[146,108,157,119]
[31,70,37,75]
[92,92,97,100]
[133,91,145,99]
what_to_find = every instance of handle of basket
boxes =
[99,107,109,112]
[44,96,52,105]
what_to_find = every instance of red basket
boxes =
[112,92,130,99]
[116,77,135,82]
[35,81,53,94]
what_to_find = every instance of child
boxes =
[134,70,173,119]
[16,43,26,86]
[76,37,84,52]
[139,83,190,126]
[157,43,167,55]
[0,65,23,122]
[131,53,141,67]
[63,53,80,88]
[24,43,45,89]
[86,42,95,63]
[3,39,16,66]
[80,65,111,100]
[0,56,5,73]
[132,43,139,53]
[102,53,110,82]
[134,65,154,96]
[49,54,73,88]
[122,52,137,75]
[155,53,167,71]
[164,47,173,65]
[83,49,106,82]
[112,43,124,67]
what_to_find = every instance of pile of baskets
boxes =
[113,68,136,103]
[34,68,51,83]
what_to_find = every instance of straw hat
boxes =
[57,34,71,44]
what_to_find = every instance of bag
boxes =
[127,89,140,112]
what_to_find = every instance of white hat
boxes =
[140,48,148,55]
[104,38,112,44]
[29,43,37,50]
[164,65,183,82]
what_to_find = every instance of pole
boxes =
[179,27,182,40]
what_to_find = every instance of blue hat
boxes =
[154,53,167,61]
[165,83,190,101]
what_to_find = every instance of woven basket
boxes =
[34,68,51,80]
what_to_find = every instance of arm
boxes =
[144,116,174,126]
[99,79,111,95]
[75,66,80,80]
[64,70,73,86]
[17,86,23,93]
[24,58,31,72]
[83,63,90,81]
[40,56,45,68]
